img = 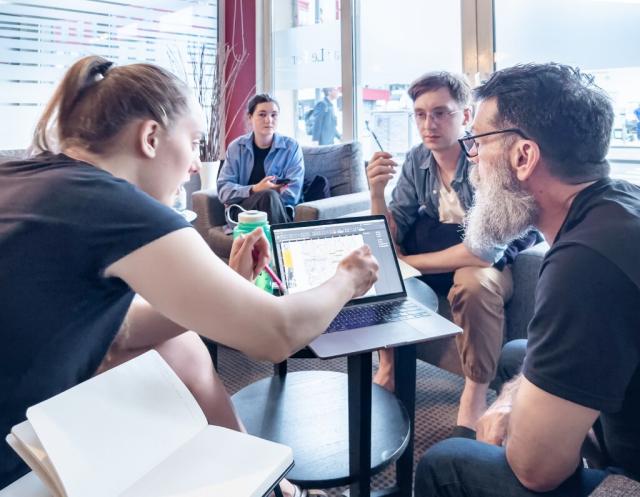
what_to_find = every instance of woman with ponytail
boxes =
[0,56,378,496]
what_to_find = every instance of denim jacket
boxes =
[389,143,506,263]
[217,132,304,206]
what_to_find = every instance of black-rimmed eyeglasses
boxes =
[458,128,530,158]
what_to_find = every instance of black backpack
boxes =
[301,175,330,202]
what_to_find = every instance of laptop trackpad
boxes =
[404,314,462,340]
[310,322,426,358]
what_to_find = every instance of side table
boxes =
[232,277,439,497]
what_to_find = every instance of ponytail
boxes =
[32,55,190,154]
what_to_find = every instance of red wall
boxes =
[224,0,256,149]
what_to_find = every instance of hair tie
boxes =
[91,61,114,80]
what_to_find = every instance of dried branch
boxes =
[168,1,250,162]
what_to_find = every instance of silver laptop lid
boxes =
[270,215,406,306]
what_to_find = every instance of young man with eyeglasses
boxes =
[367,71,537,436]
[414,63,640,496]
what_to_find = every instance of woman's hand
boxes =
[229,227,270,281]
[251,176,288,194]
[336,245,379,298]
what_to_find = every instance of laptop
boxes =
[270,215,462,359]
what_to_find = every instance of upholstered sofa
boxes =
[192,141,370,260]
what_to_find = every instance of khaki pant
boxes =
[447,265,513,383]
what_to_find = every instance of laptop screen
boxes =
[270,216,406,304]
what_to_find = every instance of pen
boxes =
[263,264,286,294]
[251,243,286,294]
[365,120,384,151]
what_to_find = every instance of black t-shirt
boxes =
[0,153,190,486]
[248,140,271,186]
[523,178,640,480]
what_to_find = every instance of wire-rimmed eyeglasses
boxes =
[458,128,530,158]
[411,109,462,124]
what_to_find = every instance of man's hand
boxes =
[251,176,287,194]
[477,374,522,446]
[229,227,270,281]
[367,151,397,197]
[476,401,512,446]
[336,245,379,298]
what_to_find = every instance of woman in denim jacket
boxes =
[218,94,304,224]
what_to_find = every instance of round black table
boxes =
[231,277,439,496]
[232,371,410,487]
[404,276,439,312]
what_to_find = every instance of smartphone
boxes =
[274,178,291,185]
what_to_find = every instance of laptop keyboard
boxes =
[326,300,432,333]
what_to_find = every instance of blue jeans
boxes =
[414,339,609,497]
[492,338,527,394]
[414,438,607,497]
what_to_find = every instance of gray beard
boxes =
[464,157,539,254]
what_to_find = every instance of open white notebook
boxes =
[3,351,293,497]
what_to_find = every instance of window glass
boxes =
[357,0,462,161]
[272,0,343,146]
[0,0,218,150]
[494,0,640,183]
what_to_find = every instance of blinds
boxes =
[0,0,218,149]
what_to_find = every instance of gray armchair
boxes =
[0,149,28,164]
[416,242,549,377]
[192,141,370,260]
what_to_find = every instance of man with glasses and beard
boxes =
[414,63,640,497]
[367,71,538,437]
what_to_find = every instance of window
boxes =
[271,0,343,146]
[356,0,462,161]
[494,0,640,183]
[0,0,218,150]
[264,1,640,183]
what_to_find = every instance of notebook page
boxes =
[0,471,52,497]
[26,351,205,497]
[6,426,64,497]
[121,426,293,497]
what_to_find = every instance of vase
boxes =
[199,160,221,191]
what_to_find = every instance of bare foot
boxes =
[273,481,327,497]
[456,378,490,429]
[373,368,395,392]
[275,479,297,497]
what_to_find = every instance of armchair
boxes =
[0,149,28,164]
[192,141,370,260]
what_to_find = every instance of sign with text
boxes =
[274,22,341,90]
